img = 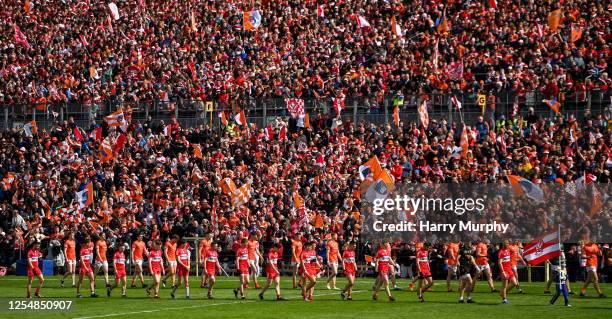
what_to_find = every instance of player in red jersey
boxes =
[162,235,179,288]
[234,238,250,299]
[301,241,321,301]
[107,244,127,297]
[26,242,44,298]
[203,241,222,299]
[498,240,517,304]
[76,236,98,298]
[340,242,356,300]
[146,240,165,298]
[416,243,433,302]
[258,243,285,300]
[171,239,191,299]
[372,242,396,301]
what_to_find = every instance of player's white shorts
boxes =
[249,260,257,267]
[477,264,490,272]
[134,259,143,267]
[460,273,472,280]
[511,266,518,274]
[586,266,597,273]
[448,265,458,272]
[95,261,108,269]
[168,261,177,269]
[67,259,77,267]
[329,262,338,271]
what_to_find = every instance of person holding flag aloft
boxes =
[550,250,572,307]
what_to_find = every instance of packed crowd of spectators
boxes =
[1,0,610,109]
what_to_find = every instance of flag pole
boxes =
[558,224,562,286]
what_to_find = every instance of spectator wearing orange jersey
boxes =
[94,233,109,287]
[580,242,606,298]
[445,241,460,292]
[130,233,149,288]
[60,232,77,288]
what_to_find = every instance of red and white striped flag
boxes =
[317,5,324,18]
[523,228,561,265]
[357,16,370,28]
[450,95,462,110]
[264,124,274,141]
[333,96,345,116]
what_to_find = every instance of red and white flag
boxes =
[418,100,429,128]
[488,0,498,10]
[317,5,324,18]
[523,228,561,265]
[264,124,274,141]
[234,110,247,126]
[391,16,402,37]
[450,95,462,110]
[285,98,305,118]
[333,96,345,116]
[445,60,464,80]
[13,25,30,48]
[108,3,120,20]
[357,16,370,28]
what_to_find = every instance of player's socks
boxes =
[258,293,264,300]
[185,287,190,298]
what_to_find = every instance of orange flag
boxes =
[460,127,469,158]
[219,178,237,195]
[303,113,310,128]
[219,111,228,126]
[570,25,582,43]
[393,106,400,126]
[314,214,324,228]
[548,9,562,32]
[543,99,561,114]
[193,144,202,158]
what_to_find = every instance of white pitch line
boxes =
[73,300,251,319]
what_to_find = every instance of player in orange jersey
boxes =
[61,232,77,288]
[326,233,341,290]
[445,241,459,292]
[247,233,263,289]
[474,239,496,292]
[26,242,44,298]
[580,241,606,298]
[130,233,149,288]
[291,233,303,289]
[162,235,179,288]
[94,233,110,288]
[508,240,526,293]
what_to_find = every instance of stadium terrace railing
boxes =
[1,90,609,131]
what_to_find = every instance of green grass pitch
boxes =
[0,276,609,319]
